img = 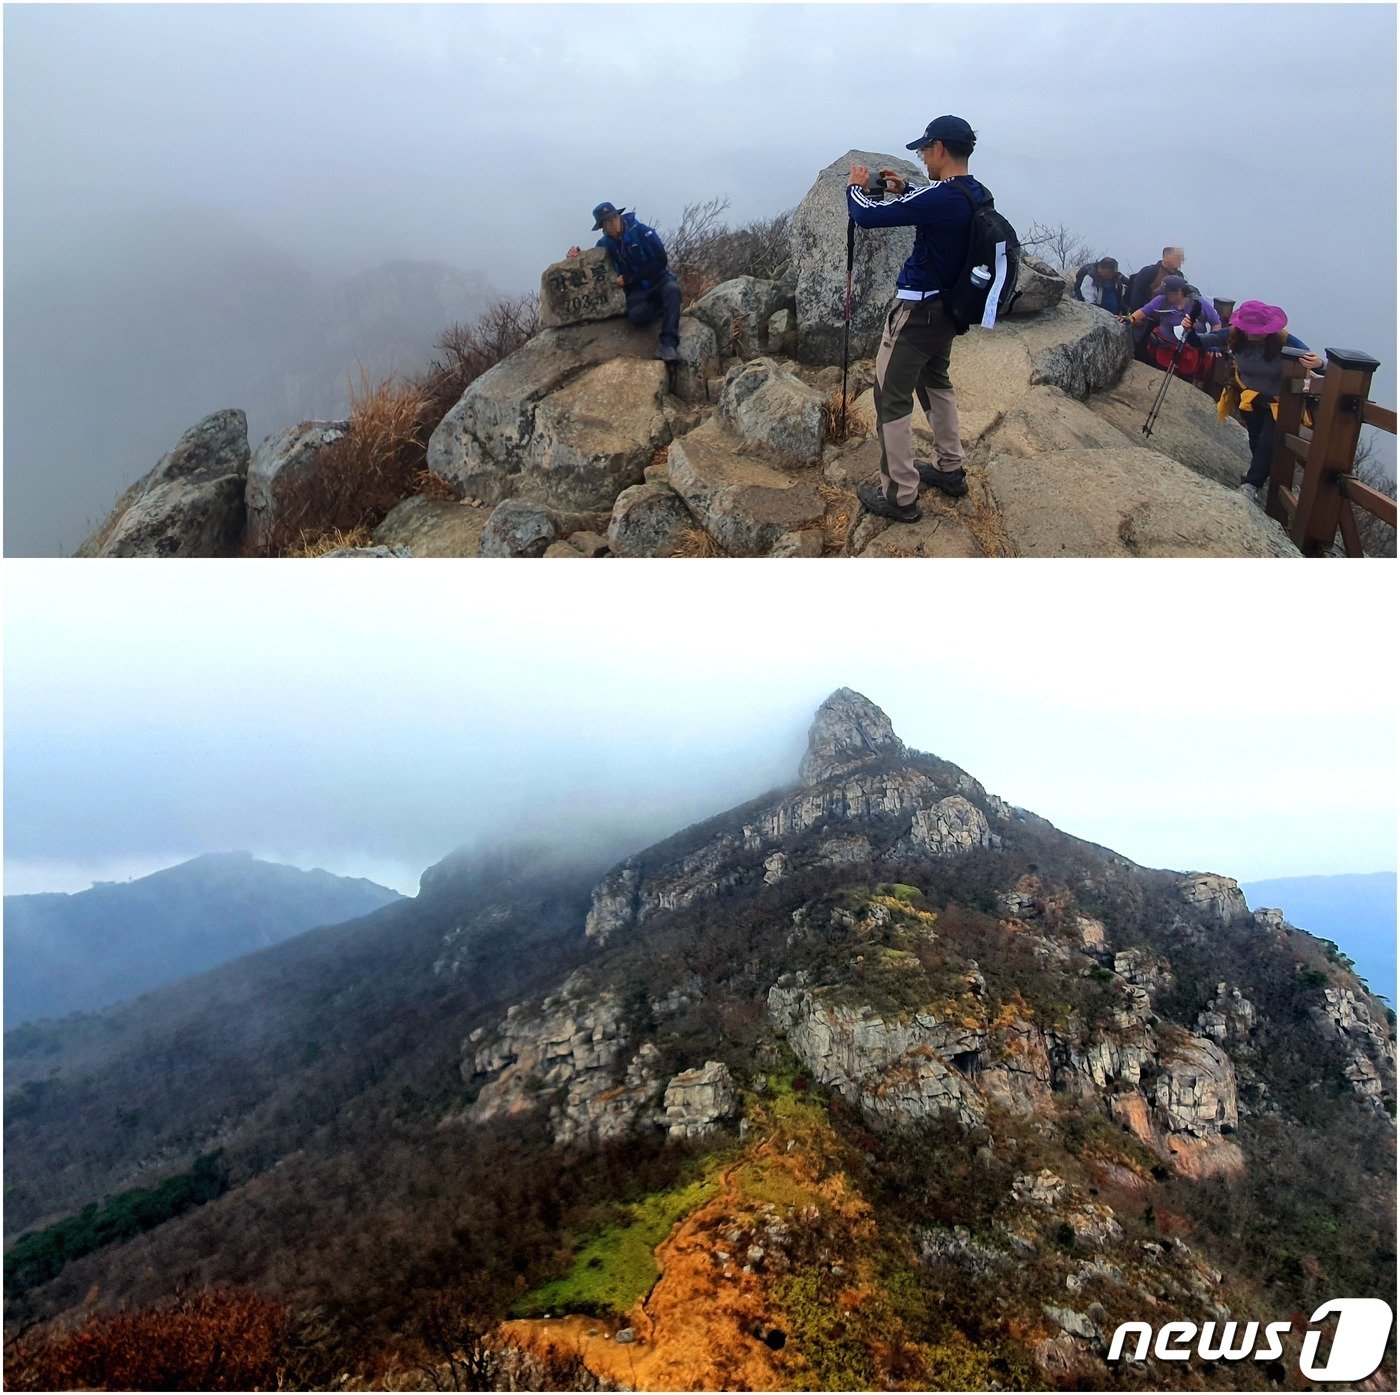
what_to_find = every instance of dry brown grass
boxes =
[824,389,865,447]
[285,525,374,558]
[259,369,430,556]
[256,295,539,556]
[411,468,458,502]
[672,527,725,558]
[818,482,858,554]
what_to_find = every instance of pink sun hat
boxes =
[1231,300,1288,335]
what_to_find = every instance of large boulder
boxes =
[608,480,695,558]
[245,420,349,553]
[1008,254,1068,316]
[373,495,492,557]
[1089,361,1250,489]
[667,419,826,557]
[538,247,628,328]
[790,149,923,363]
[716,357,827,465]
[982,388,1298,558]
[427,311,716,511]
[85,409,250,557]
[428,319,672,511]
[478,498,561,558]
[688,276,791,358]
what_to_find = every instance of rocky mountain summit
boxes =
[467,690,1390,1168]
[445,689,1393,1385]
[80,152,1297,559]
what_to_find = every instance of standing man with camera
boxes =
[847,116,983,523]
[567,201,681,362]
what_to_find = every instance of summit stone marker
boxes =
[538,247,628,328]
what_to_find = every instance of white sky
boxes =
[4,561,1396,897]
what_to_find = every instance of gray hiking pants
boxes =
[872,297,964,507]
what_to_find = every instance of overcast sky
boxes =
[4,3,1396,553]
[5,563,1395,899]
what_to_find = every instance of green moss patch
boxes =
[513,1172,720,1318]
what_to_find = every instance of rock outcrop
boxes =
[689,277,793,359]
[666,417,826,556]
[81,410,250,558]
[464,974,664,1147]
[715,358,826,465]
[1310,983,1396,1111]
[1178,874,1250,926]
[766,979,987,1129]
[244,420,348,552]
[788,149,923,363]
[663,1061,739,1138]
[799,687,907,783]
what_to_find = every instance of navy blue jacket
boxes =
[596,212,670,293]
[846,175,984,297]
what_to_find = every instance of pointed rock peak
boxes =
[799,688,907,785]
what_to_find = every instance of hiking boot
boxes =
[857,482,921,523]
[656,344,680,363]
[916,462,968,498]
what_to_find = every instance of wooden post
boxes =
[1267,357,1307,525]
[1290,349,1380,555]
[1213,298,1235,327]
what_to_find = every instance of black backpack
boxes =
[941,181,1021,334]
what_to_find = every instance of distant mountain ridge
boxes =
[1243,871,1396,1004]
[3,851,402,1024]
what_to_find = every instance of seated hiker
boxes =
[1184,300,1324,501]
[1129,275,1221,379]
[1073,257,1129,314]
[567,201,681,362]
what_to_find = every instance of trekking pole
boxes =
[1141,300,1198,439]
[839,216,856,435]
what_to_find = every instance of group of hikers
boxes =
[569,115,1322,525]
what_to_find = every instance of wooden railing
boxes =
[1192,298,1394,556]
[1265,350,1396,556]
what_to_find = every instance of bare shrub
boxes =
[420,293,540,426]
[1021,221,1097,275]
[659,197,794,300]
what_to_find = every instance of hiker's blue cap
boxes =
[906,115,976,151]
[591,201,625,230]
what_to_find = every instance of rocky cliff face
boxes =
[582,689,1010,948]
[463,690,1391,1174]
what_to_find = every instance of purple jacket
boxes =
[1139,293,1221,338]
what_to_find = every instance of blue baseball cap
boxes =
[906,115,976,151]
[591,201,626,230]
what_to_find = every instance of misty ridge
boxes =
[3,850,403,1025]
[5,202,496,555]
